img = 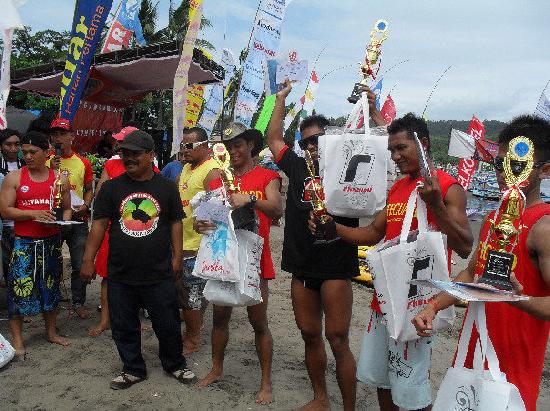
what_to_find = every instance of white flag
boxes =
[535,91,550,122]
[0,0,25,130]
[448,128,475,158]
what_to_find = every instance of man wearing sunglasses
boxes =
[413,115,550,411]
[81,129,196,389]
[175,127,219,355]
[266,80,387,410]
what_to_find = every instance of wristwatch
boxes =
[249,194,258,207]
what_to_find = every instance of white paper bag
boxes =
[193,211,240,283]
[0,333,15,368]
[433,302,525,411]
[319,93,389,218]
[367,187,455,341]
[203,229,264,307]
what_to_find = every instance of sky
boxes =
[17,0,550,122]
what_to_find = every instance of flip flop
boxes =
[109,372,146,390]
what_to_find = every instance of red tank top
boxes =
[463,203,550,411]
[210,166,281,280]
[371,170,459,312]
[14,167,60,238]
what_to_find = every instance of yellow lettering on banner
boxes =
[74,15,89,37]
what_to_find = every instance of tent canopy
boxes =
[11,40,224,107]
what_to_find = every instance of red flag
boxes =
[474,139,498,163]
[380,95,396,124]
[457,116,485,189]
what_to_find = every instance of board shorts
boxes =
[357,310,433,410]
[292,273,351,291]
[7,235,62,318]
[176,257,207,310]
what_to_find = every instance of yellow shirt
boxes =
[47,153,93,203]
[178,158,218,251]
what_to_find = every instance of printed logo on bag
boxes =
[406,252,435,309]
[338,141,375,188]
[455,384,479,409]
[118,192,161,237]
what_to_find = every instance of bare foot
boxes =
[197,369,222,388]
[256,385,274,405]
[297,398,331,411]
[183,337,201,355]
[13,344,26,361]
[75,307,90,319]
[46,333,70,347]
[88,323,110,337]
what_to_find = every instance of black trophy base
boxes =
[347,83,363,104]
[53,207,64,222]
[313,219,340,245]
[478,249,514,290]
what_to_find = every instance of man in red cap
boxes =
[48,118,94,319]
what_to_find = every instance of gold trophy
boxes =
[212,143,239,193]
[51,144,64,221]
[304,150,338,244]
[212,142,257,231]
[348,19,389,104]
[479,137,534,290]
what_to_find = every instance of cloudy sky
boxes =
[18,0,550,121]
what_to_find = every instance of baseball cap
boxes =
[50,118,71,132]
[221,122,264,157]
[119,129,155,151]
[113,126,139,141]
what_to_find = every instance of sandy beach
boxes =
[1,212,549,410]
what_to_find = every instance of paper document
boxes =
[409,279,529,302]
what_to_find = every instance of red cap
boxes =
[50,118,71,131]
[113,126,139,141]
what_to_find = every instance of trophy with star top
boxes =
[478,137,534,290]
[348,19,389,104]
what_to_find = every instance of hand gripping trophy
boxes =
[479,137,534,289]
[348,19,389,104]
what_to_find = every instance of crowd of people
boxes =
[0,82,549,410]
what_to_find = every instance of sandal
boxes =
[110,372,146,390]
[172,368,196,384]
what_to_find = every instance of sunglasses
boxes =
[180,141,206,150]
[298,133,323,150]
[492,157,548,174]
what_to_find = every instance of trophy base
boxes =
[478,250,514,290]
[313,219,339,245]
[53,207,64,222]
[347,83,363,104]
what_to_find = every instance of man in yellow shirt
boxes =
[48,118,95,319]
[176,127,219,354]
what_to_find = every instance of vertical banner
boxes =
[457,115,484,190]
[0,0,24,130]
[234,0,286,127]
[198,48,236,137]
[184,84,205,128]
[59,0,113,121]
[101,0,145,53]
[172,0,203,156]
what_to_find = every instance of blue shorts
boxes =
[176,257,207,310]
[7,235,62,318]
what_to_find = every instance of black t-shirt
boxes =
[93,173,183,285]
[276,146,359,279]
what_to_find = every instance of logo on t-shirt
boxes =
[20,185,29,193]
[119,192,161,238]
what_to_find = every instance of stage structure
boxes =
[11,40,224,153]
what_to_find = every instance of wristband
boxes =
[428,299,439,313]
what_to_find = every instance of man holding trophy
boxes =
[413,115,550,411]
[0,131,72,358]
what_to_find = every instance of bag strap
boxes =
[455,302,477,367]
[475,302,505,382]
[399,187,429,243]
[344,99,362,130]
[361,92,371,138]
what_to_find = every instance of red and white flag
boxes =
[380,94,397,124]
[456,115,484,190]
